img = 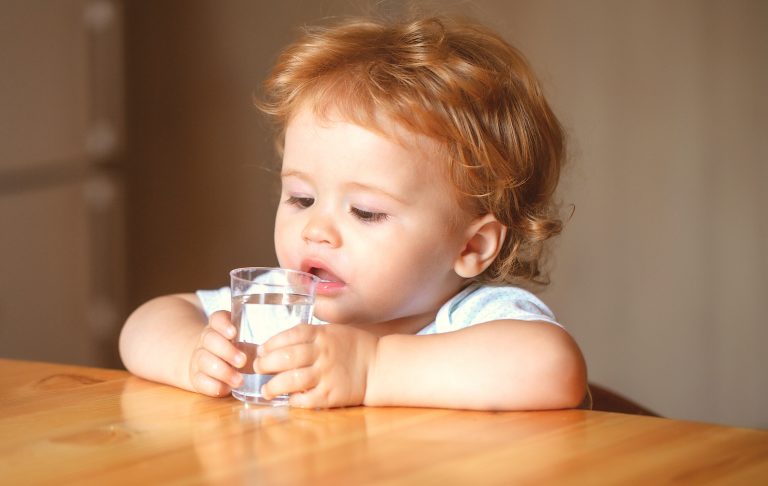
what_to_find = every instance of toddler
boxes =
[119,15,587,410]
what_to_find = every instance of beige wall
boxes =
[0,0,125,367]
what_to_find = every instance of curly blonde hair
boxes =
[258,15,566,285]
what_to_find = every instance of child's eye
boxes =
[286,196,314,209]
[350,207,389,223]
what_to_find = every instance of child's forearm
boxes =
[364,320,587,411]
[118,294,207,391]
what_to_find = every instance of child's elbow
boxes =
[541,326,588,409]
[118,309,141,374]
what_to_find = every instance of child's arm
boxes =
[119,294,245,396]
[365,320,586,410]
[255,320,586,410]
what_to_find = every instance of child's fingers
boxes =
[259,323,316,356]
[200,326,246,369]
[194,348,243,389]
[209,310,237,339]
[190,370,232,398]
[254,342,316,374]
[261,366,318,400]
[288,386,329,409]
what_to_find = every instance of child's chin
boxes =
[312,302,357,326]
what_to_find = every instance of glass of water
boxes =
[229,267,319,406]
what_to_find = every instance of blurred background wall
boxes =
[1,0,765,429]
[0,0,125,367]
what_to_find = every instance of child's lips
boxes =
[309,267,338,283]
[303,263,345,294]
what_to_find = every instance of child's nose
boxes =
[301,211,341,247]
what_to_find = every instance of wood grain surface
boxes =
[1,358,766,484]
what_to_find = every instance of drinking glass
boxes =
[230,267,319,406]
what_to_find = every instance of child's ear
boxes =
[454,214,507,279]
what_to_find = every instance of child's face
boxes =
[274,107,475,328]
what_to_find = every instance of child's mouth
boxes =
[306,265,346,295]
[309,267,342,284]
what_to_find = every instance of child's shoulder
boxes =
[430,283,560,334]
[196,286,231,317]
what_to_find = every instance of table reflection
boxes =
[119,377,373,482]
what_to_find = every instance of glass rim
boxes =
[229,266,319,284]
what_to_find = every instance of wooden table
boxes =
[1,358,767,484]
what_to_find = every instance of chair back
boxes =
[589,383,659,416]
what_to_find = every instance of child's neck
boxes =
[350,310,436,337]
[348,280,473,337]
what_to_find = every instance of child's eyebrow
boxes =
[345,182,409,205]
[281,170,408,204]
[280,169,309,180]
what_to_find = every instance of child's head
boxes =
[260,15,565,288]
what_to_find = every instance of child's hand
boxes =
[188,311,246,397]
[254,324,379,408]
